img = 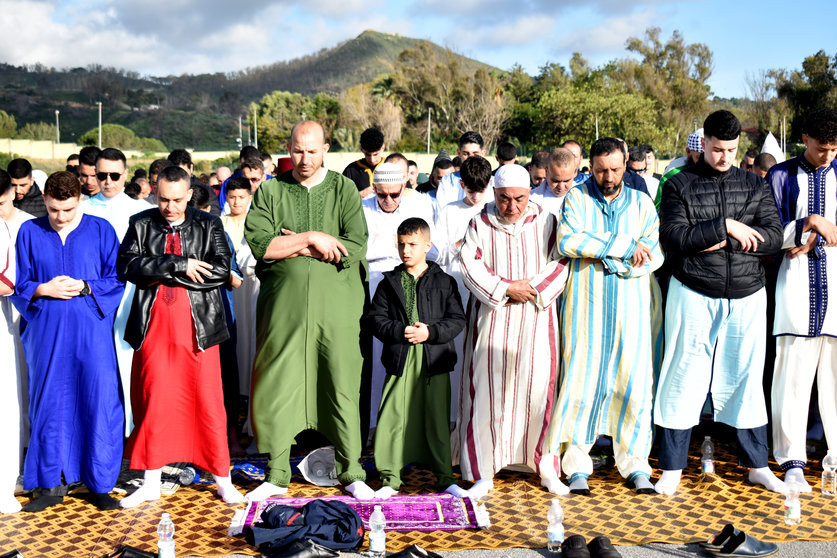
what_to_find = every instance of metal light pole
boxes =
[97,101,103,148]
[253,109,258,150]
[55,110,60,144]
[426,108,431,154]
[238,115,243,147]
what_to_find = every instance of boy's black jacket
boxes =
[363,260,465,377]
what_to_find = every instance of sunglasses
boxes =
[376,192,401,199]
[96,172,123,181]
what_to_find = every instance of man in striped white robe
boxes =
[455,164,569,499]
[544,138,664,495]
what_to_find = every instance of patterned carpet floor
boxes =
[0,445,835,558]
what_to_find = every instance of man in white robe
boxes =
[769,107,837,490]
[82,148,148,435]
[433,156,492,421]
[0,171,24,513]
[363,163,437,428]
[529,148,577,218]
[1,172,33,476]
[455,164,569,499]
[544,138,663,495]
[435,132,490,208]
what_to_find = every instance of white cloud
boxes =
[552,6,670,59]
[0,0,414,77]
[455,15,553,50]
[0,0,156,69]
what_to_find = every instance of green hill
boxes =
[221,30,497,96]
[0,30,498,148]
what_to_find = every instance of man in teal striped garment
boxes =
[544,137,664,495]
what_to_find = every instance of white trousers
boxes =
[562,442,652,481]
[771,335,837,465]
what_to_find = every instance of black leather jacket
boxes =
[659,156,782,299]
[117,206,231,350]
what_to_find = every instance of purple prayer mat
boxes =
[232,494,489,534]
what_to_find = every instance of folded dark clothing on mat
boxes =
[246,499,364,555]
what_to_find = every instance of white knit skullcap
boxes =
[372,162,404,184]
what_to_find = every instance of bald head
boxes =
[288,120,329,182]
[216,166,231,183]
[290,120,325,145]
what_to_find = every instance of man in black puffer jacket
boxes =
[653,110,785,496]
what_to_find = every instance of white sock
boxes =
[467,479,494,500]
[749,467,786,493]
[444,484,470,498]
[783,468,811,492]
[214,475,245,503]
[120,469,162,508]
[540,474,570,495]
[0,476,20,513]
[0,495,21,514]
[245,481,287,502]
[374,486,398,500]
[654,470,681,495]
[345,481,375,500]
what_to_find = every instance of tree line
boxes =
[3,29,835,156]
[254,28,714,156]
[254,29,836,158]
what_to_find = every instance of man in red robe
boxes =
[117,166,244,507]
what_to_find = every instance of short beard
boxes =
[597,183,621,198]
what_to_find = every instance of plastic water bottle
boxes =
[700,436,715,474]
[784,481,801,525]
[546,499,564,552]
[157,512,175,558]
[368,505,386,557]
[178,466,197,486]
[822,454,837,495]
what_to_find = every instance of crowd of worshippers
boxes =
[0,106,835,515]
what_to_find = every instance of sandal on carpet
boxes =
[561,534,591,558]
[715,532,778,557]
[700,524,739,552]
[587,535,622,558]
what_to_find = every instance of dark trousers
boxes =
[657,425,769,470]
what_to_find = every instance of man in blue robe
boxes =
[12,171,124,512]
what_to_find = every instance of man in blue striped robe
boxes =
[544,137,664,495]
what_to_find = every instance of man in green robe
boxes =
[243,120,374,500]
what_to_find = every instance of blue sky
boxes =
[1,0,834,99]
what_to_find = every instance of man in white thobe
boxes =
[82,148,147,435]
[433,156,492,421]
[455,164,569,499]
[530,148,578,218]
[0,171,24,513]
[363,162,437,428]
[435,132,490,208]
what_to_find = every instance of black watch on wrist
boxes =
[80,280,90,297]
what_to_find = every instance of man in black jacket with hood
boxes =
[654,110,785,495]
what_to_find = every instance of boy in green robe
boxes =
[363,217,468,498]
